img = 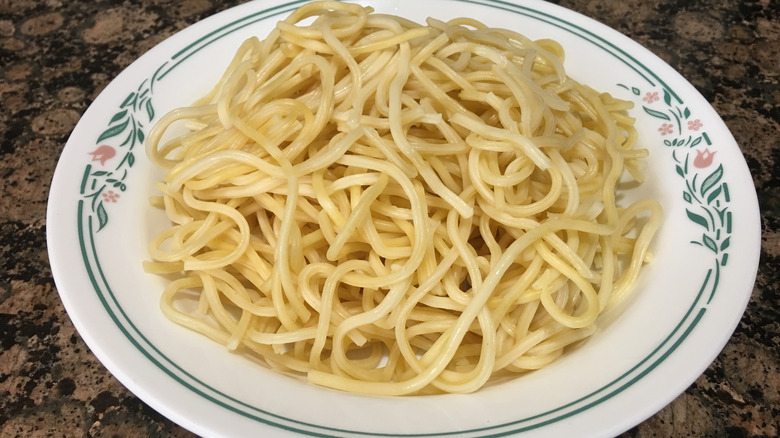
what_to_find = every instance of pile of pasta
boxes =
[145,1,661,395]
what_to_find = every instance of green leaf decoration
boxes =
[716,206,728,222]
[702,234,718,253]
[96,202,109,231]
[137,128,145,144]
[97,118,129,143]
[127,153,135,167]
[643,106,671,121]
[92,171,109,176]
[618,83,731,287]
[121,92,136,108]
[726,211,732,233]
[700,164,724,196]
[686,209,710,230]
[145,99,155,121]
[707,185,723,205]
[110,109,128,124]
[120,129,133,147]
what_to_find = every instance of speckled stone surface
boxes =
[0,0,777,436]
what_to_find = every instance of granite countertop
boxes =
[1,0,777,436]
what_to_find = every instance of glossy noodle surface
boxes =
[144,1,661,395]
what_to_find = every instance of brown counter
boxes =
[1,0,777,436]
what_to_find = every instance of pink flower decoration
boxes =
[687,119,703,131]
[658,123,674,135]
[693,149,716,168]
[102,190,120,203]
[89,145,116,166]
[643,91,660,103]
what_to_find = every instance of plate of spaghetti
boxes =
[47,1,760,437]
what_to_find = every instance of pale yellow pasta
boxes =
[144,1,661,396]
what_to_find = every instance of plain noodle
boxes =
[144,1,662,395]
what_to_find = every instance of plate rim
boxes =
[46,0,762,437]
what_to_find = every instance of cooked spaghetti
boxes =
[144,1,661,395]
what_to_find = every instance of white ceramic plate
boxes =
[47,1,761,437]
